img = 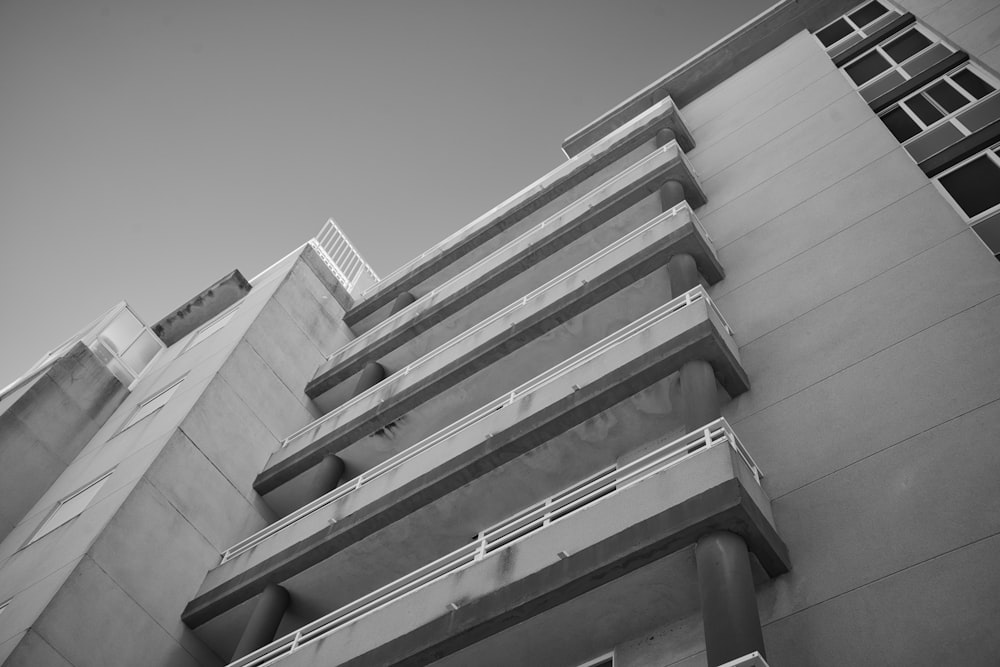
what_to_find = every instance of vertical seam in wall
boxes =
[243,302,322,415]
[222,341,310,440]
[21,628,76,667]
[927,0,997,36]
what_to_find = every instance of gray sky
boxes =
[0,0,775,383]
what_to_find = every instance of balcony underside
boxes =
[310,206,722,403]
[185,297,748,635]
[308,140,704,403]
[227,443,787,667]
[348,98,696,328]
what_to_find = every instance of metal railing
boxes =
[283,200,700,452]
[226,418,759,667]
[360,97,681,300]
[223,284,731,563]
[309,219,379,296]
[327,142,689,366]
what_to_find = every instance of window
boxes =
[90,307,163,385]
[934,144,1000,259]
[815,1,899,58]
[0,599,9,617]
[879,65,1000,162]
[183,307,239,352]
[577,654,613,667]
[841,26,954,103]
[26,471,114,545]
[116,377,185,434]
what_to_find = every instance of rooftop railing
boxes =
[327,142,692,367]
[227,418,760,667]
[359,96,681,301]
[223,284,731,563]
[308,219,379,296]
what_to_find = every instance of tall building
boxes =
[2,0,1000,665]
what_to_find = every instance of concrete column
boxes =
[666,253,700,297]
[655,128,676,147]
[659,179,686,211]
[314,454,346,494]
[232,583,290,660]
[695,532,766,666]
[679,359,720,433]
[389,290,416,315]
[354,360,386,396]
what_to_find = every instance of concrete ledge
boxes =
[246,445,787,667]
[152,270,251,346]
[346,99,696,327]
[560,0,860,158]
[870,51,969,114]
[921,118,1000,177]
[308,141,703,402]
[308,204,721,397]
[184,297,748,626]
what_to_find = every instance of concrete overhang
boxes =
[308,200,721,402]
[184,292,749,629]
[347,98,695,328]
[307,140,704,403]
[227,441,787,667]
[152,270,251,346]
[560,0,863,158]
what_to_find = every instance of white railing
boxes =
[226,418,760,667]
[360,97,681,301]
[328,142,690,366]
[285,200,700,452]
[224,284,731,563]
[309,219,379,296]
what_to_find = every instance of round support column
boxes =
[659,179,686,211]
[232,583,290,660]
[354,360,386,396]
[314,454,346,495]
[667,253,700,298]
[389,290,416,315]
[695,531,766,666]
[655,128,676,147]
[679,359,720,433]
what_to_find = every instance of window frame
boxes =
[24,470,115,546]
[113,376,186,436]
[814,1,896,54]
[840,24,952,92]
[932,142,1000,258]
[577,652,614,667]
[880,64,1000,154]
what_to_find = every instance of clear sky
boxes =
[0,0,776,383]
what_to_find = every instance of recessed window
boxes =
[26,471,114,545]
[117,377,185,434]
[184,308,238,352]
[846,50,891,85]
[577,654,613,667]
[0,599,9,617]
[935,144,1000,259]
[841,25,953,100]
[849,1,889,27]
[883,29,932,64]
[882,107,922,142]
[818,19,853,47]
[953,69,994,99]
[815,1,897,56]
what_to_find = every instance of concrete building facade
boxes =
[2,1,1000,665]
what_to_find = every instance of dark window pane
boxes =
[972,211,1000,253]
[939,155,1000,218]
[902,44,951,77]
[953,69,996,99]
[906,94,945,125]
[850,1,888,27]
[927,80,969,113]
[846,50,891,85]
[884,30,932,63]
[818,19,853,46]
[957,93,1000,133]
[881,107,922,142]
[861,70,905,101]
[906,122,964,161]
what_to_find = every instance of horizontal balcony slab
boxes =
[308,140,704,401]
[304,202,721,426]
[348,97,696,327]
[185,289,749,629]
[227,423,787,667]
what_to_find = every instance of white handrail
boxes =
[331,141,687,365]
[226,418,759,667]
[223,284,731,563]
[360,96,680,300]
[309,219,379,296]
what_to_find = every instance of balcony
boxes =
[307,139,704,406]
[348,97,695,330]
[184,287,749,641]
[267,203,720,501]
[226,420,787,667]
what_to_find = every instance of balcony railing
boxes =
[227,418,759,667]
[287,199,703,450]
[308,218,379,296]
[223,284,732,563]
[358,96,684,301]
